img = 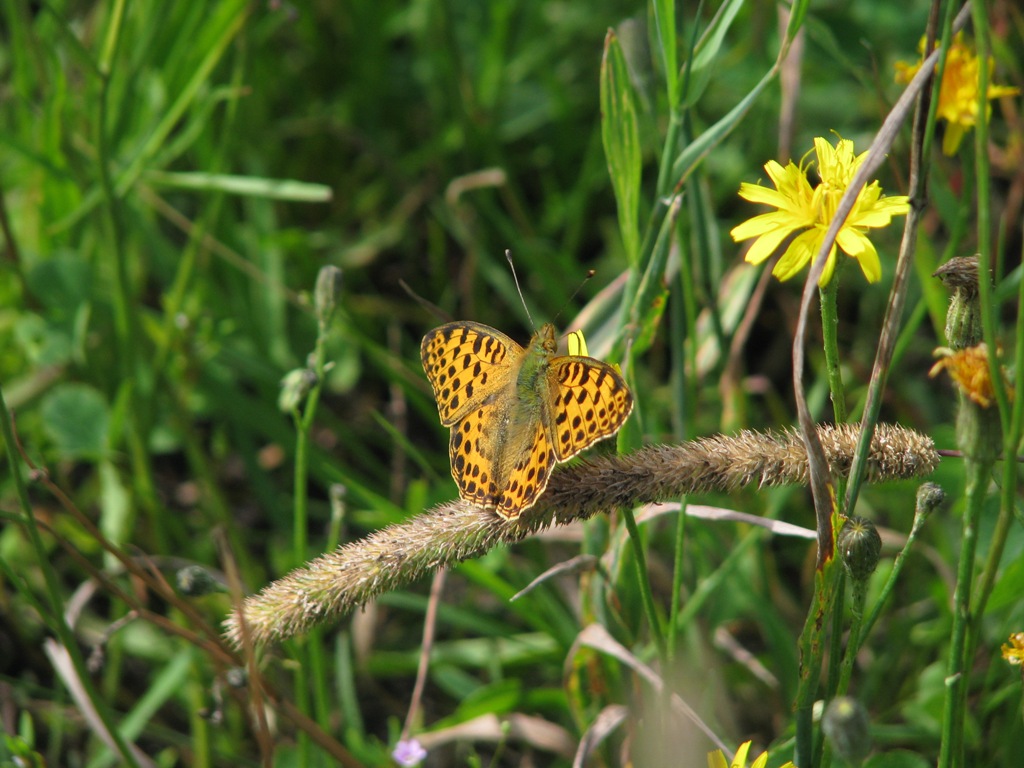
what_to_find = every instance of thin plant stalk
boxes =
[859,512,929,644]
[819,275,849,427]
[819,577,868,768]
[972,241,1024,622]
[939,10,1013,766]
[794,562,840,768]
[289,271,341,763]
[818,271,850,767]
[961,0,1019,635]
[938,456,991,768]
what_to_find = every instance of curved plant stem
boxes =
[0,385,142,767]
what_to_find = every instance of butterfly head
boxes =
[538,323,558,355]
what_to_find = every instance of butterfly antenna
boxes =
[400,279,451,323]
[553,268,596,326]
[506,249,536,329]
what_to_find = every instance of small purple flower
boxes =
[392,738,427,767]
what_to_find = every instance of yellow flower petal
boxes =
[943,123,966,155]
[731,742,753,768]
[852,194,911,227]
[773,229,822,282]
[739,223,802,266]
[738,181,792,208]
[840,230,882,282]
[1002,632,1024,665]
[836,226,869,257]
[567,329,588,357]
[731,210,798,240]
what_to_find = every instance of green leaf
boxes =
[651,0,678,102]
[600,29,642,265]
[679,0,746,108]
[670,67,776,187]
[145,170,333,202]
[40,383,110,460]
[25,253,94,313]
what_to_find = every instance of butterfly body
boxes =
[421,321,633,518]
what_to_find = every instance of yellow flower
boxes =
[895,33,1019,155]
[731,137,910,286]
[707,740,796,768]
[567,329,589,357]
[929,343,1013,408]
[1002,632,1024,665]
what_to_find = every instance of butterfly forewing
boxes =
[421,322,522,425]
[545,357,634,461]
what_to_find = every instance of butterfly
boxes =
[421,321,634,518]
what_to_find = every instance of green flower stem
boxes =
[825,570,846,698]
[938,454,991,768]
[962,0,1020,657]
[289,280,339,759]
[620,506,667,661]
[821,578,865,768]
[818,568,847,766]
[970,2,1012,431]
[858,513,927,645]
[293,310,331,564]
[794,560,839,768]
[817,271,848,767]
[973,250,1024,629]
[836,580,867,697]
[819,276,848,425]
[939,12,1008,768]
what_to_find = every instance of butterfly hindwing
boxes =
[545,357,634,461]
[496,419,556,517]
[448,401,502,508]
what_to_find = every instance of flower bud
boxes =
[225,668,248,688]
[176,565,225,596]
[933,256,983,350]
[838,516,882,582]
[823,696,871,762]
[914,482,945,524]
[315,265,344,328]
[278,367,318,413]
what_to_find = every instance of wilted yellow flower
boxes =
[707,740,796,768]
[731,137,910,286]
[895,33,1019,155]
[1002,632,1024,665]
[929,343,1013,408]
[567,329,589,357]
